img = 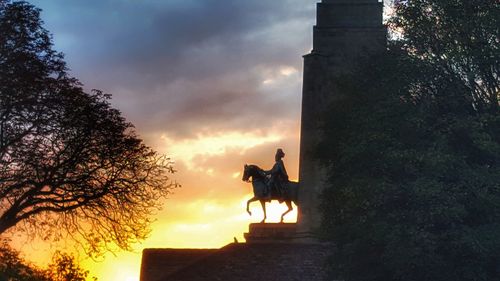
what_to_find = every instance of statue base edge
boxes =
[244,223,319,243]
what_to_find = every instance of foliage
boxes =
[45,252,96,281]
[0,1,176,257]
[0,241,48,281]
[391,0,499,110]
[320,0,500,280]
[0,242,96,281]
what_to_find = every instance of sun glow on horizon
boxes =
[109,129,299,280]
[10,127,300,281]
[160,132,282,171]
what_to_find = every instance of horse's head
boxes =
[242,164,251,182]
[242,164,265,182]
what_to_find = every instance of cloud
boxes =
[161,131,281,170]
[31,0,315,142]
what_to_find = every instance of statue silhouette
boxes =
[242,149,299,223]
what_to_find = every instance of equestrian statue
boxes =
[242,149,299,223]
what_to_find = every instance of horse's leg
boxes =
[246,197,259,216]
[259,200,267,223]
[280,200,293,223]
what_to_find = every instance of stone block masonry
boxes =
[141,243,332,281]
[297,0,386,235]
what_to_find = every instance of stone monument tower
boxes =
[298,0,386,234]
[140,3,388,280]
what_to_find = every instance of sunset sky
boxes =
[9,0,317,280]
[7,1,392,280]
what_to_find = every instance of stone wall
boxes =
[140,249,216,281]
[141,243,332,281]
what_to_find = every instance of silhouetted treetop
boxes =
[0,0,177,257]
[391,0,499,111]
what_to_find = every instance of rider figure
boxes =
[264,148,288,201]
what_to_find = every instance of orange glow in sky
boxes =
[10,125,301,281]
[85,126,301,280]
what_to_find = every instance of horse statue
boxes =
[242,164,299,223]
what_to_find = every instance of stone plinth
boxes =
[244,223,315,243]
[244,223,297,243]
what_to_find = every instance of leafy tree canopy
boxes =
[320,0,499,280]
[0,241,96,281]
[0,1,176,257]
[392,0,499,110]
[0,241,48,281]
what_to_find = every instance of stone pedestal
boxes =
[244,223,316,243]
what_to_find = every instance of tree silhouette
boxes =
[0,1,176,257]
[391,0,499,111]
[320,0,499,280]
[0,241,96,281]
[0,240,49,281]
[45,251,96,281]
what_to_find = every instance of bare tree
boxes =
[0,1,176,256]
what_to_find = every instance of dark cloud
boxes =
[30,0,315,141]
